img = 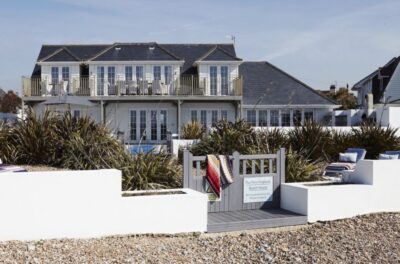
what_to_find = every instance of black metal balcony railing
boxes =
[22,76,243,97]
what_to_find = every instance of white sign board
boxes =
[243,176,273,203]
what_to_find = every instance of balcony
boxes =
[22,76,243,98]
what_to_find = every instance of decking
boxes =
[207,209,307,233]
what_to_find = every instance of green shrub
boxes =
[285,149,321,182]
[351,124,400,159]
[328,130,354,160]
[287,121,332,162]
[191,120,255,155]
[181,121,204,139]
[255,128,288,154]
[123,151,182,191]
[0,110,181,190]
[3,110,59,165]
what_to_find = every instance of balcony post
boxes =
[191,75,194,96]
[177,100,181,140]
[100,100,104,124]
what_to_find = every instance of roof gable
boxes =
[37,44,112,62]
[41,48,79,62]
[91,43,181,61]
[160,44,237,74]
[240,61,337,106]
[197,46,241,61]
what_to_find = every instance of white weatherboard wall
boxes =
[281,160,400,222]
[0,170,207,241]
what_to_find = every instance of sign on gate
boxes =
[183,149,285,212]
[243,176,273,203]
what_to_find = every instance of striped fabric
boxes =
[218,155,234,184]
[206,155,221,198]
[325,162,356,171]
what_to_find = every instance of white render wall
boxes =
[198,63,240,95]
[105,102,178,142]
[0,169,208,241]
[41,64,80,83]
[376,106,400,128]
[281,160,400,222]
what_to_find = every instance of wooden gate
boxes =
[183,148,285,213]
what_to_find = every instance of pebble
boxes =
[0,213,398,263]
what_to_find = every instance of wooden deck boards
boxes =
[207,209,307,233]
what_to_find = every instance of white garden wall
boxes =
[281,160,400,222]
[0,169,207,241]
[171,139,199,157]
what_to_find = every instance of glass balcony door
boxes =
[210,66,217,95]
[97,66,105,95]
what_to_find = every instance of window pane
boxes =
[259,110,268,126]
[153,66,161,80]
[304,110,314,123]
[221,110,228,121]
[164,66,172,85]
[221,66,229,95]
[160,110,167,140]
[125,66,133,81]
[62,67,69,81]
[191,110,197,122]
[246,110,256,126]
[200,110,207,127]
[97,66,105,95]
[107,66,115,85]
[281,110,291,127]
[211,110,218,126]
[130,110,137,141]
[151,110,157,141]
[136,66,144,81]
[270,110,279,127]
[210,66,217,95]
[140,110,146,140]
[293,110,302,126]
[51,67,59,84]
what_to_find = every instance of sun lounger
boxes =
[323,148,366,177]
[379,150,400,160]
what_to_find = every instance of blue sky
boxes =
[0,0,399,93]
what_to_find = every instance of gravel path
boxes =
[0,213,398,263]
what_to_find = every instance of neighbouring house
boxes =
[240,62,337,127]
[352,56,400,109]
[22,42,338,145]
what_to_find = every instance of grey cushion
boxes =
[339,152,357,163]
[346,148,367,161]
[379,153,399,160]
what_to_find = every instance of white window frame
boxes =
[129,109,168,143]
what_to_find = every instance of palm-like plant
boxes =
[181,121,204,139]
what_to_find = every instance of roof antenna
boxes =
[226,35,236,45]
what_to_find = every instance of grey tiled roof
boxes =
[159,44,237,74]
[196,46,241,61]
[92,43,182,61]
[240,62,337,107]
[34,43,238,74]
[37,45,111,61]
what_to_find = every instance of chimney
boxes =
[367,93,374,110]
[330,84,336,94]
